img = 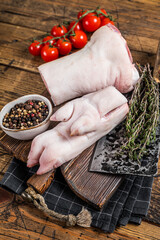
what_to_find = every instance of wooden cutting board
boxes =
[0,89,123,209]
[61,144,122,208]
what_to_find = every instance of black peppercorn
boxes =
[25,104,32,110]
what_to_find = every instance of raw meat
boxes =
[38,24,139,106]
[27,87,128,174]
[50,86,127,136]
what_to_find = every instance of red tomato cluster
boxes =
[78,8,114,31]
[28,8,114,62]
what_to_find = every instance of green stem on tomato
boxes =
[96,9,113,20]
[38,36,62,46]
[66,9,95,35]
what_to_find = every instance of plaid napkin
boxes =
[0,157,154,233]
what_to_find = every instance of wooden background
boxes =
[0,0,160,239]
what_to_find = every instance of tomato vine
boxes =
[29,7,114,62]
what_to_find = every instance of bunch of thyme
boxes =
[121,64,159,164]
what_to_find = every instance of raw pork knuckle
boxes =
[27,87,129,175]
[38,24,139,106]
[51,86,127,136]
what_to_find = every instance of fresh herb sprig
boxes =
[121,64,159,164]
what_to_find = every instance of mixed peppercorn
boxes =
[3,100,49,130]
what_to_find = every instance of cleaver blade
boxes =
[89,135,109,173]
[88,123,160,176]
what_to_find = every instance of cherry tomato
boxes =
[41,45,59,62]
[42,36,56,46]
[77,10,88,20]
[82,13,101,32]
[51,25,67,37]
[101,18,114,26]
[98,9,107,21]
[68,21,83,32]
[28,41,43,56]
[70,30,87,49]
[57,38,72,55]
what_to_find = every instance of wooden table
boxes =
[0,0,160,239]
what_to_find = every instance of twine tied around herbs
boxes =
[21,186,92,227]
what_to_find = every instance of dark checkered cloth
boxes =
[1,157,154,233]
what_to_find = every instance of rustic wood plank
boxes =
[0,8,160,53]
[0,196,160,240]
[0,188,14,207]
[2,0,159,20]
[153,41,160,83]
[0,65,45,109]
[0,0,159,40]
[0,146,12,181]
